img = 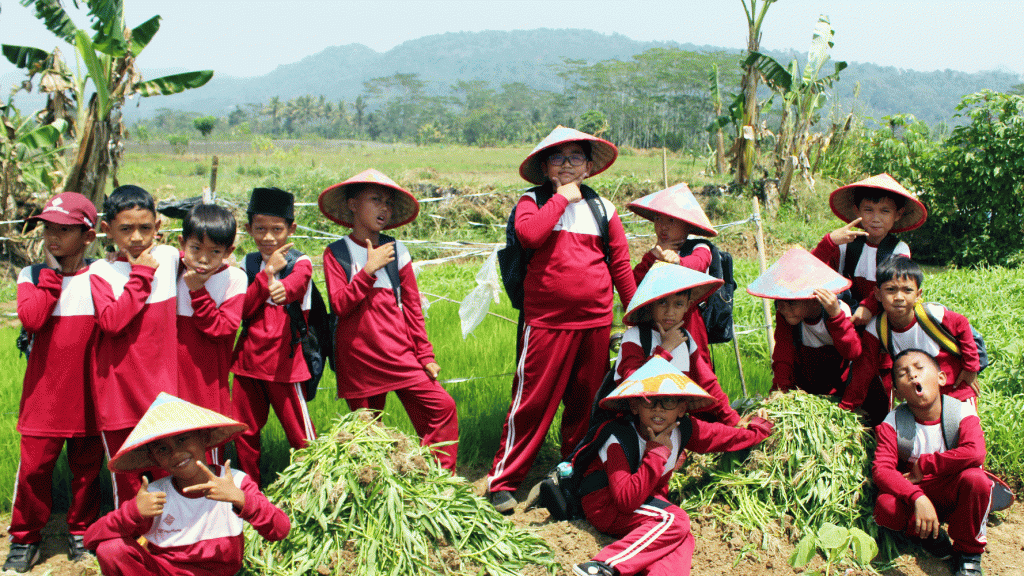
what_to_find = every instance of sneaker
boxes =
[3,542,41,573]
[489,490,517,515]
[67,533,92,561]
[913,529,954,560]
[954,553,983,576]
[573,560,618,576]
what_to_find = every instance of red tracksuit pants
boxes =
[346,378,459,471]
[9,435,104,543]
[101,428,147,510]
[487,324,609,493]
[593,497,695,576]
[95,537,197,576]
[874,466,992,554]
[231,376,316,486]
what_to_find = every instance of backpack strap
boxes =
[876,234,900,265]
[940,395,961,450]
[894,403,916,462]
[29,263,46,285]
[326,236,403,310]
[581,186,610,265]
[842,237,867,280]
[640,325,653,356]
[876,313,897,359]
[243,252,262,285]
[914,302,961,356]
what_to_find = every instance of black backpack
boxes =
[893,396,1013,512]
[323,234,404,373]
[839,234,900,308]
[679,239,736,344]
[16,261,94,359]
[497,184,611,357]
[243,250,331,401]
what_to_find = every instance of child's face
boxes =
[179,234,233,275]
[148,431,208,485]
[541,142,593,184]
[776,299,822,326]
[246,214,296,258]
[892,351,944,410]
[630,397,688,436]
[653,215,691,247]
[874,275,921,326]
[855,197,903,243]
[652,292,692,331]
[347,185,394,235]
[102,207,159,259]
[42,222,95,259]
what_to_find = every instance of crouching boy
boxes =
[872,349,992,576]
[84,392,290,576]
[574,357,772,576]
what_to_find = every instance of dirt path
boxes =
[2,490,1021,575]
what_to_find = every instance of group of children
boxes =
[6,125,1001,576]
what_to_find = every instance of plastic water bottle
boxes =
[556,461,573,479]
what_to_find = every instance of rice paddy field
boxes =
[1,142,1022,574]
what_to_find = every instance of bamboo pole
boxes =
[733,326,749,397]
[752,197,774,357]
[662,147,669,188]
[209,155,219,199]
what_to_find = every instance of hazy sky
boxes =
[1,0,1021,83]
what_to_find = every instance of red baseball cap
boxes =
[30,192,97,228]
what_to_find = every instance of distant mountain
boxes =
[124,28,1019,126]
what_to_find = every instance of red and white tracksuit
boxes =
[613,325,739,425]
[771,304,861,396]
[84,465,290,576]
[10,265,104,545]
[487,185,636,493]
[812,233,910,316]
[230,254,316,486]
[90,245,180,507]
[324,235,458,471]
[872,402,991,555]
[581,416,772,576]
[633,244,713,362]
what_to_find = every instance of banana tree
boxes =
[1,103,68,226]
[734,0,776,186]
[745,14,848,197]
[2,0,213,208]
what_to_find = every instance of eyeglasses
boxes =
[545,153,587,167]
[638,397,681,410]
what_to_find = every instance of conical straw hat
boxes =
[829,173,927,233]
[599,356,714,412]
[518,125,618,185]
[627,183,717,237]
[318,168,420,229]
[746,247,852,300]
[623,263,723,326]
[108,392,249,473]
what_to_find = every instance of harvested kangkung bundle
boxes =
[242,411,556,576]
[674,391,877,538]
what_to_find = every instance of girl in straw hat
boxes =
[318,169,458,473]
[572,357,772,576]
[487,126,636,514]
[746,247,861,400]
[613,263,740,426]
[811,173,927,326]
[84,393,290,576]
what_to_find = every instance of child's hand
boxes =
[903,459,924,484]
[912,494,940,539]
[737,408,770,428]
[956,370,980,397]
[182,268,216,292]
[268,279,287,304]
[828,218,868,246]
[135,477,166,518]
[550,173,585,203]
[43,245,61,271]
[263,243,294,278]
[850,306,872,326]
[652,245,681,265]
[127,245,159,270]
[657,319,687,353]
[646,421,678,449]
[424,362,441,380]
[364,240,396,276]
[814,288,842,318]
[183,460,246,510]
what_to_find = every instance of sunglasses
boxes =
[545,153,588,167]
[638,397,681,410]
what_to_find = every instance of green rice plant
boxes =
[242,411,557,576]
[673,392,878,541]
